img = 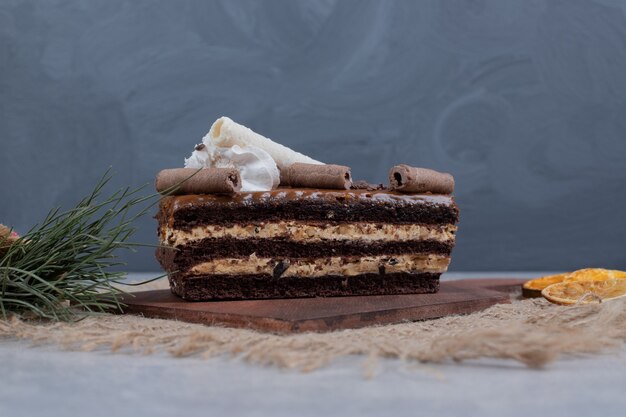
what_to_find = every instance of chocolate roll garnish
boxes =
[156,168,241,195]
[280,163,352,190]
[389,164,454,194]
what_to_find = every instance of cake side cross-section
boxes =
[156,189,459,300]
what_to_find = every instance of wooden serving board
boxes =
[118,278,526,333]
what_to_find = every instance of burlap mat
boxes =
[1,279,625,372]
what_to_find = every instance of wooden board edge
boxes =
[115,278,524,333]
[120,303,296,333]
[287,292,510,333]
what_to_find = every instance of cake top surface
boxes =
[160,187,456,211]
[158,187,459,232]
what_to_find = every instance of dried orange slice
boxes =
[522,268,626,298]
[542,278,626,305]
[564,268,626,282]
[522,273,568,298]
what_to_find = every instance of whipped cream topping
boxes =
[210,117,321,170]
[185,141,279,191]
[185,117,321,191]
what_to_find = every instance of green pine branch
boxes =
[0,169,163,321]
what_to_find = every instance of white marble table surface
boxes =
[1,273,625,417]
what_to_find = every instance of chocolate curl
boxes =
[280,163,352,190]
[388,164,454,194]
[156,168,241,195]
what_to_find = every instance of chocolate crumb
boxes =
[351,180,386,191]
[272,259,290,278]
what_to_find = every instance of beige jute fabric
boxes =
[1,280,625,372]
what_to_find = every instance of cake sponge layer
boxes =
[156,239,453,272]
[158,189,459,227]
[168,272,441,300]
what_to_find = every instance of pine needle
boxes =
[0,169,162,321]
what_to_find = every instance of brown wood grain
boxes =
[118,278,526,333]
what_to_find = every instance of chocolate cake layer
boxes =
[156,239,453,272]
[158,189,458,228]
[168,272,441,300]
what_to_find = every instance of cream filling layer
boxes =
[162,222,456,246]
[188,254,450,278]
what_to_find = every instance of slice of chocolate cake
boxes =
[156,188,458,300]
[155,116,459,300]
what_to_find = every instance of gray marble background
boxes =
[1,0,625,271]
